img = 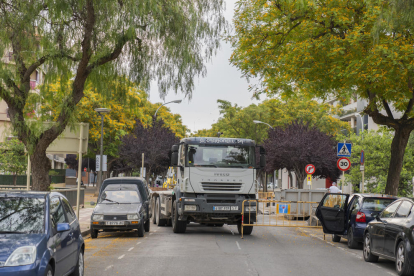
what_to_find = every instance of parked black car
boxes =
[326,193,397,248]
[363,198,414,276]
[90,184,150,238]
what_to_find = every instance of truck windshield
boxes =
[186,144,255,168]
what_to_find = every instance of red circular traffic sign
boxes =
[84,168,87,172]
[305,164,315,175]
[337,157,351,171]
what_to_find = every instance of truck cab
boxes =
[168,137,265,234]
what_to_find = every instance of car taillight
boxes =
[356,211,366,223]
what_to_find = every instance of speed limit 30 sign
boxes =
[337,157,351,171]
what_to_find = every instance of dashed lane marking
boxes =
[128,247,134,251]
[118,255,125,260]
[104,265,113,271]
[136,242,141,245]
[236,241,241,250]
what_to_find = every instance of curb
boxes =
[81,229,90,237]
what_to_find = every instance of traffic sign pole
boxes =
[361,150,365,193]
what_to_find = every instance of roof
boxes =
[354,193,398,199]
[103,184,139,191]
[104,177,146,182]
[0,191,49,198]
[180,137,256,146]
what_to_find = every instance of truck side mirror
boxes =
[171,152,179,166]
[260,155,266,168]
[171,144,179,152]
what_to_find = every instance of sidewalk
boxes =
[76,185,97,236]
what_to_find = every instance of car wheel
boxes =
[156,197,166,226]
[347,227,359,249]
[45,264,54,276]
[137,221,145,237]
[71,250,84,276]
[144,218,150,232]
[172,200,187,233]
[363,233,379,263]
[91,228,98,239]
[332,234,341,242]
[237,221,253,235]
[396,241,414,276]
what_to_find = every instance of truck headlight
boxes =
[245,206,257,212]
[5,246,36,266]
[92,214,103,221]
[127,214,139,220]
[184,205,197,211]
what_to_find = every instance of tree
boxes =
[263,121,340,189]
[230,0,414,195]
[0,138,27,185]
[194,96,348,143]
[118,120,179,182]
[343,129,414,196]
[0,0,225,190]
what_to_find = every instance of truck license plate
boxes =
[105,221,125,225]
[213,206,238,211]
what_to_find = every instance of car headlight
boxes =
[5,246,36,267]
[127,214,139,220]
[245,206,257,212]
[92,214,103,221]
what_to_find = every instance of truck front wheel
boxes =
[172,200,187,233]
[237,222,253,236]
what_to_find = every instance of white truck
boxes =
[150,137,265,235]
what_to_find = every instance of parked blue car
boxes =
[316,193,397,249]
[0,191,84,276]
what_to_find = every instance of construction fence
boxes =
[241,199,323,238]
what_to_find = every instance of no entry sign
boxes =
[337,157,351,171]
[305,164,315,175]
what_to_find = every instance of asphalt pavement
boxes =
[84,221,398,276]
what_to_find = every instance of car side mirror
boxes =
[90,201,96,206]
[57,223,70,232]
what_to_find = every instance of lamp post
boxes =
[356,114,365,193]
[253,120,274,193]
[95,108,110,196]
[153,99,182,120]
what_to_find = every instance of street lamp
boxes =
[153,99,182,120]
[253,120,274,129]
[252,120,274,192]
[355,114,365,193]
[95,108,110,195]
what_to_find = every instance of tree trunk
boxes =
[30,149,51,191]
[13,173,17,186]
[295,169,305,190]
[385,127,412,195]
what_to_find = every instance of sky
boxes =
[149,0,262,133]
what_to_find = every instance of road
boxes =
[84,222,397,276]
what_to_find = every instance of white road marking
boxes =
[136,242,141,245]
[118,254,125,259]
[236,241,241,250]
[154,230,158,232]
[104,265,113,271]
[128,247,134,251]
[149,233,153,235]
[231,230,234,235]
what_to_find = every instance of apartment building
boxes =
[0,50,66,169]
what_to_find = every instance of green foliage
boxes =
[0,138,27,176]
[195,96,348,143]
[341,129,414,197]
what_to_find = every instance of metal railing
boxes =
[241,199,322,238]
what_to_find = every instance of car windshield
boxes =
[186,144,255,168]
[0,197,45,234]
[99,190,141,204]
[362,198,395,211]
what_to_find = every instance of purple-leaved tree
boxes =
[119,120,179,182]
[263,121,340,189]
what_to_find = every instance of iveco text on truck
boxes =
[150,137,265,235]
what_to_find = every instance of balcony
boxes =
[30,80,37,90]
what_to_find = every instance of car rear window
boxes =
[362,198,395,211]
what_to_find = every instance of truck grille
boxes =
[201,182,242,192]
[104,215,127,220]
